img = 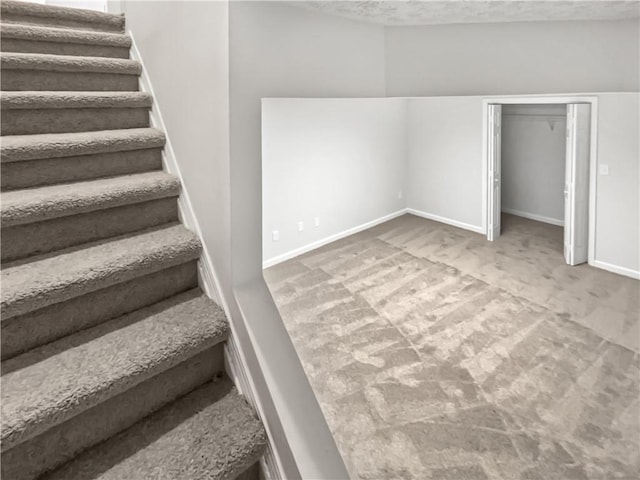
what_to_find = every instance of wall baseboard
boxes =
[406,208,485,234]
[502,208,564,227]
[263,208,489,269]
[591,260,640,280]
[224,339,285,480]
[263,209,407,268]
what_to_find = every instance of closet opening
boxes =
[484,97,595,266]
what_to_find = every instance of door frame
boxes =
[481,95,599,265]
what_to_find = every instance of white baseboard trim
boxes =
[224,338,284,480]
[129,34,223,307]
[502,208,564,227]
[262,209,407,269]
[406,208,485,234]
[591,260,640,280]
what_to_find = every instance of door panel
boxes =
[564,103,591,265]
[487,104,502,241]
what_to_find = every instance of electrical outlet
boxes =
[298,221,304,232]
[314,217,320,227]
[599,164,609,176]
[272,230,279,241]
[398,191,403,199]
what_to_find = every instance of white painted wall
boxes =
[593,93,640,277]
[262,98,406,265]
[406,96,485,232]
[501,104,567,225]
[385,20,640,96]
[230,0,386,283]
[122,0,232,302]
[404,93,639,277]
[264,93,639,277]
[230,2,382,477]
[46,0,106,11]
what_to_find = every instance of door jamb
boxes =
[481,95,598,265]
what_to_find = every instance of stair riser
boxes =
[1,70,138,91]
[1,38,130,58]
[2,107,149,136]
[1,15,124,34]
[1,260,197,361]
[1,149,163,191]
[2,197,179,263]
[1,347,223,480]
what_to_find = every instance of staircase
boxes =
[0,1,267,479]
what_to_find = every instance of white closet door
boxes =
[564,103,591,265]
[487,104,502,241]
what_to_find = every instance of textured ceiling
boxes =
[290,1,640,26]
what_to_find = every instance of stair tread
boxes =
[1,91,152,109]
[1,51,140,74]
[45,377,266,480]
[1,289,229,452]
[1,127,165,163]
[1,0,125,32]
[1,171,179,227]
[1,223,201,321]
[0,23,131,47]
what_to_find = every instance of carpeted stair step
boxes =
[1,147,163,191]
[1,171,178,227]
[1,171,180,262]
[1,91,152,135]
[1,261,198,360]
[1,127,165,190]
[1,127,165,163]
[1,52,140,91]
[1,223,201,321]
[0,23,131,58]
[1,290,229,452]
[43,376,267,480]
[1,346,224,480]
[0,0,125,33]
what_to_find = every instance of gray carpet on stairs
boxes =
[1,90,152,108]
[1,147,163,190]
[1,347,224,480]
[43,377,267,480]
[1,52,141,74]
[1,290,228,450]
[1,171,179,227]
[1,127,165,162]
[0,1,266,478]
[0,0,125,33]
[1,261,198,359]
[1,224,201,320]
[0,23,132,48]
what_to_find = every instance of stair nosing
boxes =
[0,52,141,74]
[0,224,201,321]
[0,23,132,47]
[1,91,152,110]
[1,128,166,163]
[1,171,179,228]
[0,290,229,452]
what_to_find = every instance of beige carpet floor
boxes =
[264,214,640,480]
